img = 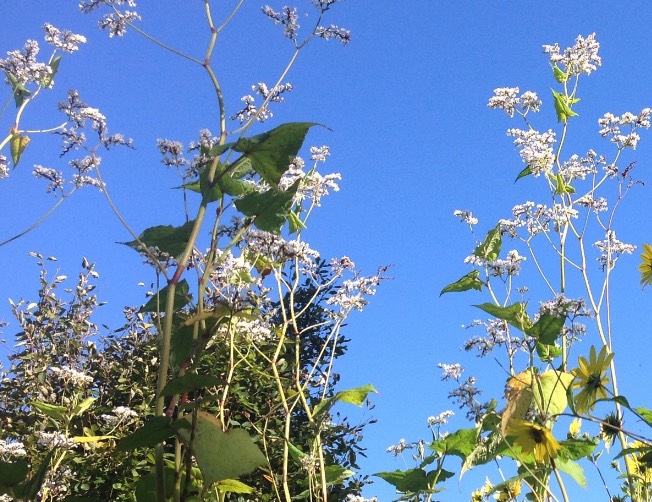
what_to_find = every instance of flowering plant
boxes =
[0,2,382,501]
[378,34,652,502]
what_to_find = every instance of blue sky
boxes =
[3,2,652,500]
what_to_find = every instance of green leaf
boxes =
[559,437,599,461]
[0,460,28,486]
[552,64,568,83]
[31,401,67,421]
[175,412,266,485]
[161,373,224,396]
[461,431,508,479]
[374,468,430,493]
[40,55,62,88]
[440,270,483,296]
[287,210,306,234]
[324,464,354,485]
[116,416,176,451]
[430,428,477,459]
[555,457,586,488]
[10,131,29,167]
[234,180,299,233]
[313,384,377,416]
[141,280,192,313]
[5,71,31,107]
[214,479,255,494]
[515,165,532,182]
[474,302,532,332]
[550,172,576,196]
[525,313,565,345]
[551,88,579,123]
[532,370,573,416]
[635,407,652,427]
[72,396,96,417]
[472,224,502,261]
[232,122,318,186]
[134,467,175,502]
[122,220,196,259]
[535,340,562,362]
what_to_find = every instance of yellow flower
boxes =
[505,419,561,464]
[494,479,522,501]
[639,243,652,287]
[625,441,652,485]
[572,345,614,414]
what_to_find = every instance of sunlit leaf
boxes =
[313,383,377,416]
[31,401,67,421]
[72,397,96,417]
[440,270,484,296]
[551,88,579,123]
[5,71,31,107]
[532,370,573,416]
[472,224,502,261]
[232,122,318,186]
[10,131,30,167]
[558,437,599,461]
[214,479,255,494]
[430,428,477,459]
[40,55,62,88]
[555,457,586,488]
[525,313,565,345]
[474,302,532,332]
[515,165,532,182]
[501,370,533,435]
[116,416,176,451]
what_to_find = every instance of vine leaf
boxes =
[440,270,484,296]
[122,220,196,259]
[175,412,266,485]
[472,224,502,261]
[235,180,300,233]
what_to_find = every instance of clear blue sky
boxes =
[2,2,652,500]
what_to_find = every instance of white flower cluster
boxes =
[465,249,526,277]
[575,194,608,213]
[506,128,556,176]
[543,33,601,76]
[314,25,351,45]
[278,153,341,206]
[345,495,378,502]
[35,430,74,449]
[326,270,383,318]
[453,209,478,226]
[500,201,578,237]
[246,230,320,268]
[558,150,603,181]
[427,410,454,426]
[438,362,463,381]
[0,40,51,85]
[598,108,651,150]
[101,406,138,427]
[386,438,411,456]
[0,438,27,460]
[594,230,636,270]
[80,1,140,38]
[49,365,94,387]
[43,23,86,53]
[488,87,541,117]
[232,82,293,123]
[262,6,299,40]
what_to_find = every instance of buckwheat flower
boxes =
[69,155,100,174]
[559,151,602,180]
[252,81,293,103]
[386,438,410,456]
[33,165,64,193]
[487,249,526,277]
[98,10,141,37]
[575,194,608,213]
[49,365,94,387]
[113,406,138,421]
[262,6,300,40]
[157,139,187,168]
[246,229,320,268]
[315,24,351,45]
[35,430,75,449]
[543,33,601,76]
[298,171,341,206]
[454,209,478,225]
[520,91,542,112]
[0,155,8,179]
[438,362,463,381]
[310,145,330,162]
[594,230,636,269]
[345,495,378,502]
[326,272,382,316]
[312,0,338,10]
[0,40,51,85]
[0,439,27,460]
[507,128,556,176]
[43,24,87,53]
[330,256,355,276]
[488,87,520,117]
[428,410,454,426]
